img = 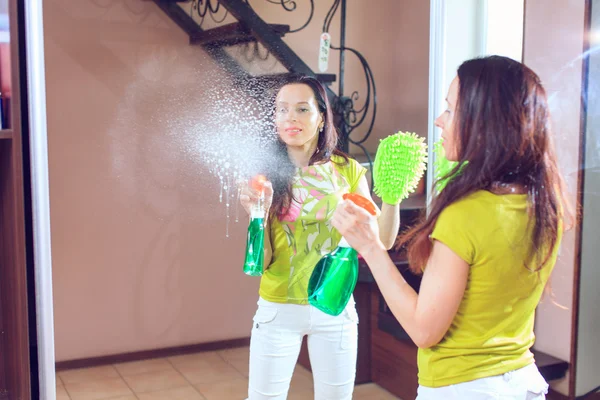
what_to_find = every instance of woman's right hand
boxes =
[239,179,273,217]
[332,200,385,258]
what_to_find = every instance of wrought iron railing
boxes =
[162,0,377,176]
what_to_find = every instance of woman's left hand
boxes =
[332,200,386,257]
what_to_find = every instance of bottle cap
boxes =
[342,193,377,216]
[250,174,267,194]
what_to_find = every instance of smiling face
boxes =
[434,76,459,161]
[274,83,324,151]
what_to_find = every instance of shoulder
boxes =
[332,155,365,173]
[432,192,492,264]
[333,155,366,180]
[443,191,491,213]
[437,191,491,226]
[331,154,349,165]
[330,155,366,192]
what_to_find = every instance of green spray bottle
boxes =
[307,236,359,316]
[308,131,429,315]
[243,175,266,277]
[308,193,377,316]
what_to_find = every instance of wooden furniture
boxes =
[0,1,33,399]
[371,284,418,400]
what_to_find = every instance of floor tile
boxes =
[171,355,244,385]
[353,383,402,399]
[63,377,133,400]
[114,358,174,377]
[218,347,250,377]
[122,368,189,393]
[289,365,313,392]
[195,377,248,400]
[293,365,313,380]
[287,388,314,400]
[57,347,401,400]
[100,397,137,400]
[136,386,205,400]
[56,385,70,400]
[59,366,120,385]
[217,346,250,362]
[226,358,249,377]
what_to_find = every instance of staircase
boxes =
[152,0,375,159]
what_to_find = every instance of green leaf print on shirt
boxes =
[280,162,350,301]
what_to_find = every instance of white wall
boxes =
[428,0,524,192]
[441,0,524,93]
[443,0,484,99]
[428,0,484,189]
[483,0,524,61]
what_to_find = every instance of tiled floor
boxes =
[56,346,401,400]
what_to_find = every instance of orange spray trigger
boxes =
[342,193,377,216]
[250,175,267,193]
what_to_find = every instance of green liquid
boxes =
[308,246,359,316]
[243,217,264,276]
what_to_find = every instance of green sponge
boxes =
[433,140,465,192]
[373,131,428,205]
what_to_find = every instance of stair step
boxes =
[316,73,336,84]
[190,22,290,47]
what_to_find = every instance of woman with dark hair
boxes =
[332,56,571,399]
[240,75,400,399]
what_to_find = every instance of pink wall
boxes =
[523,0,586,395]
[45,0,260,361]
[45,0,430,361]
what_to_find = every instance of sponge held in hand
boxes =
[373,131,428,205]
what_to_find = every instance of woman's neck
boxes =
[287,141,318,168]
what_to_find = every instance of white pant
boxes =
[247,297,359,400]
[416,363,549,399]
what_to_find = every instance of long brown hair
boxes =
[267,75,348,220]
[401,56,569,274]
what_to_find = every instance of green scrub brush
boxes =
[433,140,465,192]
[373,131,428,204]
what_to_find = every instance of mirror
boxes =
[35,1,596,399]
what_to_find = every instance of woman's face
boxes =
[275,83,324,151]
[435,76,459,161]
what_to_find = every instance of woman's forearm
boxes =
[332,199,467,350]
[361,239,469,349]
[378,202,400,249]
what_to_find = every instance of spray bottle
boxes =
[243,175,267,277]
[307,193,377,316]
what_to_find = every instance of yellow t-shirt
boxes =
[419,190,562,387]
[259,156,366,304]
